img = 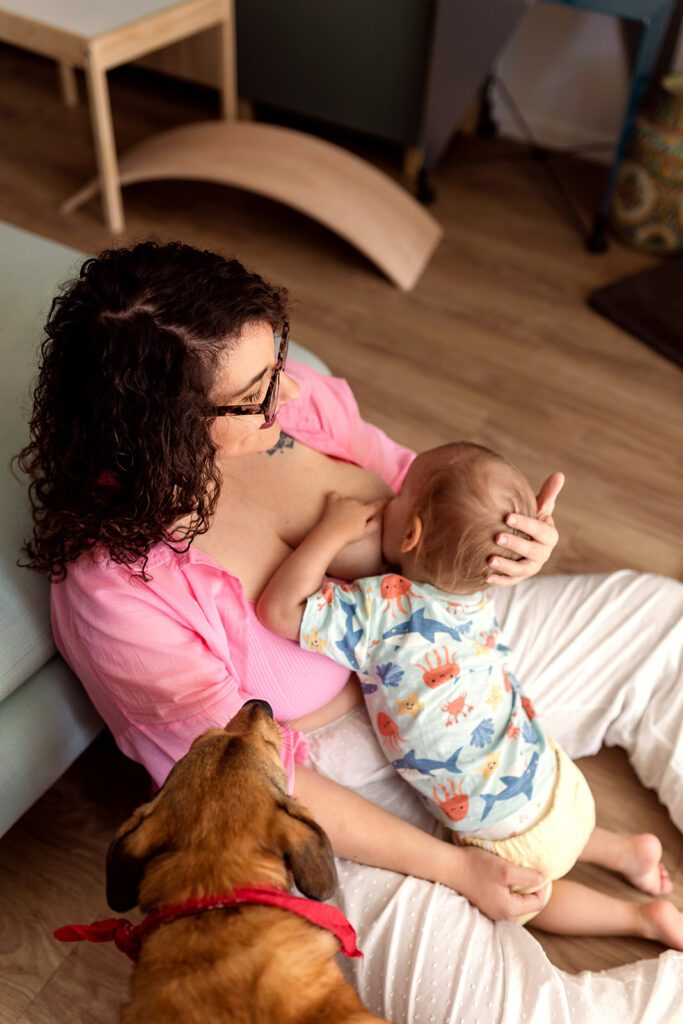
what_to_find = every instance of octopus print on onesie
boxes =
[302,575,558,840]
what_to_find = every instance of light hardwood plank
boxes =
[0,734,147,1023]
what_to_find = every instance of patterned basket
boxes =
[610,77,683,253]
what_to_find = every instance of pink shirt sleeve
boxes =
[51,558,308,792]
[281,360,416,492]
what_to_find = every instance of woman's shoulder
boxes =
[281,358,359,437]
[55,542,183,582]
[50,542,249,682]
[51,542,242,611]
[282,358,415,490]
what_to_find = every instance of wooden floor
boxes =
[0,42,681,1023]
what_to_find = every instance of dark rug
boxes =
[588,258,683,368]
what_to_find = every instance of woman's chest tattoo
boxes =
[265,431,295,456]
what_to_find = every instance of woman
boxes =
[18,242,683,1022]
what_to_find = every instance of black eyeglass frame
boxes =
[212,320,290,429]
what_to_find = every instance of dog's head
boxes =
[106,700,337,914]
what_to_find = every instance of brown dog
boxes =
[106,700,389,1023]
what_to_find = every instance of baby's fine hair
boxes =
[412,442,536,593]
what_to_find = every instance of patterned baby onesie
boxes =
[301,574,557,833]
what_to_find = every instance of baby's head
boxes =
[382,442,536,594]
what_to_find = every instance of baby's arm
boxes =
[257,493,386,640]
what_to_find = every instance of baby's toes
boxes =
[660,863,673,896]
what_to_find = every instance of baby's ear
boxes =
[400,515,423,554]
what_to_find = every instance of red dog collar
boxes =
[54,885,363,962]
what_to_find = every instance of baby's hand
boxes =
[320,492,386,544]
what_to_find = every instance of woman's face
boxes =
[209,320,300,457]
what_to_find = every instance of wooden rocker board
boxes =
[62,120,443,290]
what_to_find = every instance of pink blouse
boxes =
[51,360,415,791]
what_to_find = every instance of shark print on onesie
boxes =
[300,574,557,835]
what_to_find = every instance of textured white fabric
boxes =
[306,571,683,1024]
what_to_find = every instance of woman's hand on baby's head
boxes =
[486,472,564,588]
[320,492,387,544]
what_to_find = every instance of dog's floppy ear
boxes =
[106,797,169,913]
[275,797,337,901]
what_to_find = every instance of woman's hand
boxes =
[486,472,565,588]
[320,492,387,546]
[454,845,549,921]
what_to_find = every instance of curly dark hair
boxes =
[15,240,289,580]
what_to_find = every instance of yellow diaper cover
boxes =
[460,741,596,925]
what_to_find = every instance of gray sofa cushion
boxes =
[0,655,102,833]
[0,225,85,700]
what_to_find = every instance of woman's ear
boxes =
[274,798,337,901]
[400,515,423,554]
[106,798,169,913]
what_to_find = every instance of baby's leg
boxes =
[579,826,672,896]
[531,878,683,950]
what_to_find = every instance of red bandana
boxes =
[54,885,363,962]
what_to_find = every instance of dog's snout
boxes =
[242,699,273,718]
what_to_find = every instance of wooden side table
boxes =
[0,0,442,289]
[0,0,236,232]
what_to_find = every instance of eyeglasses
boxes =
[212,320,289,430]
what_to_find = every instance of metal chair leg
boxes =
[586,212,610,253]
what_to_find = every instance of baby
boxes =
[258,442,682,945]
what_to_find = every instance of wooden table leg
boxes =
[84,49,125,233]
[218,0,237,120]
[402,146,424,186]
[57,62,78,107]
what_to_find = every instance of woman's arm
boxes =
[294,764,549,922]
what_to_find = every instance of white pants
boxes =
[306,571,683,1024]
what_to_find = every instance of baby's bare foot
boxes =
[620,834,672,896]
[641,901,683,951]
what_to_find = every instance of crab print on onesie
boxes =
[300,575,557,833]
